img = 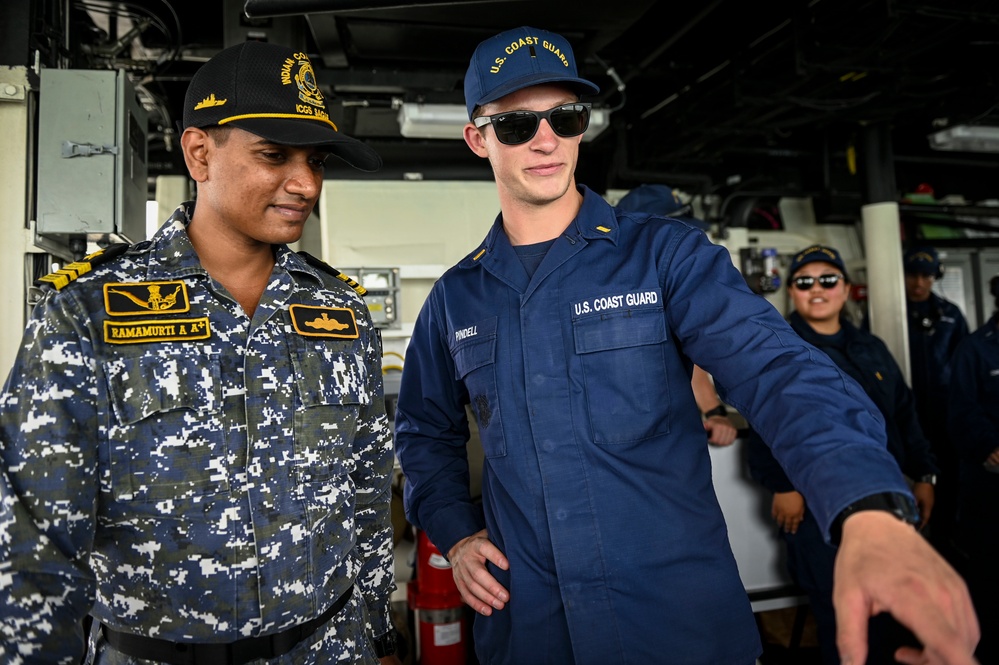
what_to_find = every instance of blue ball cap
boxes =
[903,246,942,278]
[463,26,600,119]
[788,245,849,281]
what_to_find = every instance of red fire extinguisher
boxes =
[407,529,467,665]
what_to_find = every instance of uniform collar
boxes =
[573,185,620,243]
[458,185,618,269]
[789,311,861,346]
[135,203,209,280]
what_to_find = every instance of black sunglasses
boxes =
[792,274,845,291]
[473,103,592,145]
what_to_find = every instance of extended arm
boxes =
[659,229,977,663]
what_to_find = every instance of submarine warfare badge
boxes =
[290,304,359,339]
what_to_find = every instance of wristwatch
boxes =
[917,474,937,486]
[372,629,398,658]
[829,492,920,545]
[702,405,728,419]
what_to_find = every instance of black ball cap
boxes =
[183,41,382,172]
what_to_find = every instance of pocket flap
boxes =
[573,307,666,354]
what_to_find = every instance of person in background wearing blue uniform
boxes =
[902,246,969,561]
[947,275,999,665]
[393,26,977,665]
[747,245,938,665]
[0,42,401,664]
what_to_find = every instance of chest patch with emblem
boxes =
[290,305,359,339]
[104,281,190,315]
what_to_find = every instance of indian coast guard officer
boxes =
[0,42,400,665]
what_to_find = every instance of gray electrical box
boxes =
[341,267,401,329]
[36,68,149,244]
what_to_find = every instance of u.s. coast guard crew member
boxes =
[393,26,978,665]
[903,246,969,560]
[0,41,401,665]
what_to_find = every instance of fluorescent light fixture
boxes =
[928,124,999,153]
[397,103,611,142]
[397,103,469,140]
[586,107,610,142]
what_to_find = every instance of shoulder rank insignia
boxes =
[289,305,359,339]
[297,251,367,296]
[35,243,130,291]
[104,281,190,315]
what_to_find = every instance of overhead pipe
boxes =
[244,0,525,18]
[607,127,713,193]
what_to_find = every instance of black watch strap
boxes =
[372,629,398,658]
[830,492,919,545]
[703,405,728,419]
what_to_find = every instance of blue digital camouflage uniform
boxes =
[395,186,914,665]
[0,203,395,664]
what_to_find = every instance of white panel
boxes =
[0,67,34,378]
[710,441,797,603]
[319,180,500,330]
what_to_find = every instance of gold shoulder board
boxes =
[35,243,130,291]
[297,251,367,297]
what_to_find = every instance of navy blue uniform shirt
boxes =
[395,187,911,664]
[948,314,999,537]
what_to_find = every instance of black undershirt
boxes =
[513,239,556,279]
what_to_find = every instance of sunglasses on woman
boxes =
[792,274,845,290]
[473,103,592,145]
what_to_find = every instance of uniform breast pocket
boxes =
[452,319,507,458]
[290,347,366,483]
[573,307,671,444]
[104,350,229,504]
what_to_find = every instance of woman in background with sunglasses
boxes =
[747,244,938,665]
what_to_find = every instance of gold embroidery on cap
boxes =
[194,94,227,110]
[217,113,338,131]
[281,54,324,106]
